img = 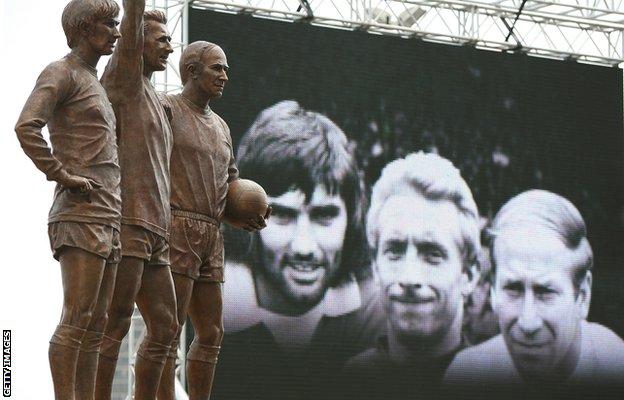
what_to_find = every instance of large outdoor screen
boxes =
[189,7,624,400]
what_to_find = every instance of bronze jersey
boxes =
[164,94,238,221]
[101,5,172,238]
[15,54,122,229]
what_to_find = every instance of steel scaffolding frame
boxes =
[151,1,623,92]
[190,1,623,65]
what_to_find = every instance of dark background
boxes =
[188,5,624,351]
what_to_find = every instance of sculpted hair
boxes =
[489,189,593,290]
[367,151,480,269]
[180,41,218,85]
[61,0,120,48]
[238,100,368,283]
[144,9,167,31]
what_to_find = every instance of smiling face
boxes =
[143,20,173,73]
[374,192,472,343]
[256,185,347,312]
[195,46,229,99]
[492,227,590,381]
[86,16,121,56]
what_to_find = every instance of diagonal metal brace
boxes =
[297,0,314,20]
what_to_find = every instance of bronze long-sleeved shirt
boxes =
[15,54,122,228]
[101,0,172,238]
[164,94,239,221]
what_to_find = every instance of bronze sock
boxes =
[94,335,122,400]
[134,339,171,400]
[75,330,104,400]
[187,342,221,400]
[49,324,87,400]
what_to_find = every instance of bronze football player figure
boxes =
[14,1,122,399]
[95,1,177,399]
[156,41,267,400]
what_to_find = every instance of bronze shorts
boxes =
[169,210,224,283]
[120,224,170,266]
[48,221,121,263]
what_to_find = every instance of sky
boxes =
[0,1,118,398]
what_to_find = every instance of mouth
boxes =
[283,263,324,285]
[511,340,549,350]
[159,55,169,63]
[390,295,436,305]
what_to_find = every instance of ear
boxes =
[187,63,199,80]
[490,283,498,314]
[576,270,592,320]
[371,252,380,285]
[461,263,480,298]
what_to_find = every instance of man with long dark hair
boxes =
[213,100,384,400]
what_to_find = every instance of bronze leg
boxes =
[50,247,106,400]
[186,282,223,400]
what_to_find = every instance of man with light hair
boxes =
[343,152,480,398]
[445,189,624,385]
[15,1,121,398]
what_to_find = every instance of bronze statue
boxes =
[95,1,177,399]
[14,1,122,399]
[156,41,267,400]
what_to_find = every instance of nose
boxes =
[166,41,173,54]
[113,27,121,39]
[290,215,318,260]
[517,292,543,335]
[396,245,427,286]
[221,70,229,82]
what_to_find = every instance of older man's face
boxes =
[375,192,471,343]
[257,185,347,309]
[197,46,229,99]
[492,228,590,381]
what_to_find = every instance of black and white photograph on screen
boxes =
[215,100,385,400]
[445,189,624,386]
[342,151,482,399]
[187,8,624,400]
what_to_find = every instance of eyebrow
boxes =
[270,204,299,215]
[417,240,448,255]
[210,63,230,70]
[532,281,556,290]
[382,238,407,248]
[502,280,524,290]
[309,204,340,214]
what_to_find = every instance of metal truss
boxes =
[186,0,624,67]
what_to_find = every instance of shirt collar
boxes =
[224,261,362,332]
